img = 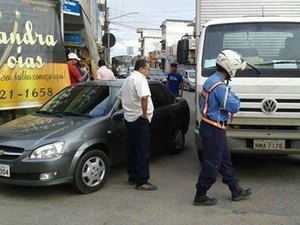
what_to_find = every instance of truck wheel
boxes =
[169,128,185,154]
[73,149,110,194]
[187,84,192,92]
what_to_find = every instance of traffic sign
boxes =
[102,33,116,48]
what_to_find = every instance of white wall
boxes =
[165,21,194,47]
[137,28,161,57]
[144,37,161,57]
[142,29,161,38]
[199,0,300,26]
[161,20,194,71]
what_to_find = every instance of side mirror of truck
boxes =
[177,39,189,64]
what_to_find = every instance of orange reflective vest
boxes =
[201,81,227,130]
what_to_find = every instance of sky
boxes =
[107,0,195,57]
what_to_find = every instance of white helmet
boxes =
[216,50,247,78]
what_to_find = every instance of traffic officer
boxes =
[194,50,252,206]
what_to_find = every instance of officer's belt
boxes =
[202,116,227,130]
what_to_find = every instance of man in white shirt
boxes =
[96,59,116,80]
[119,59,157,191]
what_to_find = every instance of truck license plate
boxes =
[253,139,285,150]
[0,164,10,177]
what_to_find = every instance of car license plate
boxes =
[253,139,285,150]
[0,164,10,177]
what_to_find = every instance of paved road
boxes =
[0,91,299,225]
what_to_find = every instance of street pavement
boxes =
[0,91,299,225]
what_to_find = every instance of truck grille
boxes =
[240,98,300,113]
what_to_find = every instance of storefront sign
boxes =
[0,0,70,110]
[63,0,80,16]
[64,33,83,46]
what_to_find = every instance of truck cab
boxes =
[195,17,300,155]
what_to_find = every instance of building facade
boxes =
[63,0,102,76]
[160,19,194,72]
[137,28,162,57]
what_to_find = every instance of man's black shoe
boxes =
[193,195,217,206]
[231,187,252,201]
[135,182,157,191]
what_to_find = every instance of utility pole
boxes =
[195,0,201,63]
[60,0,64,41]
[104,0,110,65]
[103,2,138,65]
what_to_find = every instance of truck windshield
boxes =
[202,22,300,77]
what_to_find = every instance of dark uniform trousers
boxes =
[125,117,150,186]
[196,120,238,193]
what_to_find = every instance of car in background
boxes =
[177,64,195,73]
[117,67,128,78]
[149,68,167,84]
[0,80,190,194]
[127,66,134,77]
[181,69,196,92]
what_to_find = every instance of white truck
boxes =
[193,16,300,156]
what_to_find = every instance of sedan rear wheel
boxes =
[169,128,185,154]
[73,149,110,194]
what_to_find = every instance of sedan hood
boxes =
[189,78,195,83]
[0,114,89,149]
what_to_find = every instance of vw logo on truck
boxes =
[261,98,278,114]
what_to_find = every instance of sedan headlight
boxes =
[30,142,64,159]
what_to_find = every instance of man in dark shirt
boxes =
[167,63,183,97]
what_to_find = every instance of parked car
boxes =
[117,67,128,78]
[0,80,190,193]
[149,68,167,83]
[181,69,196,91]
[127,66,134,77]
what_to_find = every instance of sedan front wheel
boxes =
[73,149,110,194]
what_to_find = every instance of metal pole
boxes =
[104,0,110,65]
[107,32,110,65]
[195,0,201,63]
[60,0,64,41]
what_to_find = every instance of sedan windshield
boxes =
[150,69,165,76]
[38,85,119,117]
[188,71,196,78]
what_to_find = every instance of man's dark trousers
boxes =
[126,117,150,185]
[196,121,238,193]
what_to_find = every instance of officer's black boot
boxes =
[229,185,252,202]
[193,191,217,206]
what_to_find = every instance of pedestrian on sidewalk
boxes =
[167,63,183,97]
[194,50,252,206]
[96,59,116,80]
[119,59,157,191]
[77,57,90,81]
[67,53,88,84]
